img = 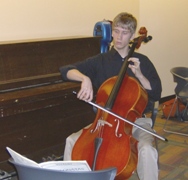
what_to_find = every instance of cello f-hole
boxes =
[114,119,122,138]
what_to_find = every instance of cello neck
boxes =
[105,43,137,110]
[105,27,149,110]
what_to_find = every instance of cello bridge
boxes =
[90,118,112,133]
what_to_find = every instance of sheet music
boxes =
[40,161,91,171]
[6,147,91,171]
[6,147,39,167]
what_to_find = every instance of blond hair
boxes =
[112,12,137,34]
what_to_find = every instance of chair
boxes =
[9,158,117,180]
[163,67,188,136]
[147,100,159,128]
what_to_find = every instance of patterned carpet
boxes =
[130,106,188,180]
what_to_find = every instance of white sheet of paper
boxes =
[40,161,91,171]
[7,147,91,172]
[6,147,39,167]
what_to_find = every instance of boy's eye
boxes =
[123,31,130,35]
[114,30,119,34]
[113,29,130,35]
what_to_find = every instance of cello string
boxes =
[88,100,168,142]
[72,90,167,142]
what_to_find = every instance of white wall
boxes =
[139,0,188,97]
[0,0,187,98]
[0,0,138,41]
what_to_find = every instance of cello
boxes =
[72,27,151,179]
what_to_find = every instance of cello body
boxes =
[72,75,148,179]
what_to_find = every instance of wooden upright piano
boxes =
[0,36,101,176]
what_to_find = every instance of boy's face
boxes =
[112,25,134,50]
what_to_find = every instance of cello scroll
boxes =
[130,27,152,49]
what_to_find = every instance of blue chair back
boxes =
[9,158,117,180]
[93,21,112,53]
